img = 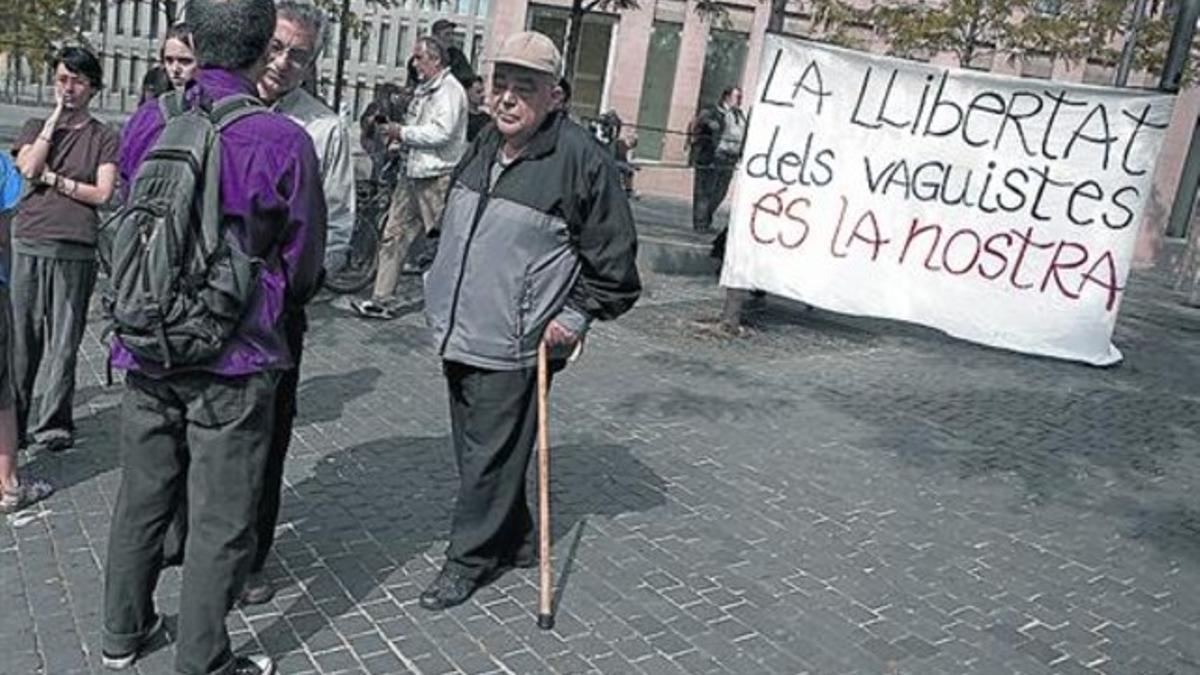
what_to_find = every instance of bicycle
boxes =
[323,156,399,294]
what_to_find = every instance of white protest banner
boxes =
[721,34,1175,365]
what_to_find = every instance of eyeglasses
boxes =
[268,39,314,66]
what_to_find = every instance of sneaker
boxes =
[0,475,54,514]
[350,298,394,320]
[232,655,275,675]
[239,571,275,606]
[101,613,165,670]
[30,435,73,453]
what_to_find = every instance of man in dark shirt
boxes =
[465,75,490,141]
[100,0,326,673]
[432,18,475,88]
[10,46,119,454]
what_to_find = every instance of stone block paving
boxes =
[4,267,1200,675]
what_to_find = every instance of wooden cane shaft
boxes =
[537,341,553,622]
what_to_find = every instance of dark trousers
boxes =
[442,361,561,579]
[161,311,306,575]
[9,251,97,443]
[250,311,305,573]
[691,160,737,232]
[103,370,277,675]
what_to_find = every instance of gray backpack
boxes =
[103,90,267,369]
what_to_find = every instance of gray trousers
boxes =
[8,251,98,444]
[103,370,277,675]
[442,360,562,579]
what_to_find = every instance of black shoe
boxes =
[419,567,484,611]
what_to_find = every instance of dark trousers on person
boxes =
[8,251,97,444]
[103,370,277,675]
[442,360,562,579]
[160,310,306,574]
[691,158,737,232]
[249,310,306,573]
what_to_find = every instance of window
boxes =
[129,55,140,93]
[378,23,391,65]
[359,21,373,63]
[132,0,142,37]
[115,0,125,35]
[456,0,471,15]
[528,5,616,119]
[476,0,488,18]
[696,29,748,113]
[395,25,410,68]
[472,33,484,65]
[110,54,121,92]
[636,21,682,160]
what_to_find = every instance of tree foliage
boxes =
[0,0,85,66]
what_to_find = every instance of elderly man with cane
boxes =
[420,31,641,612]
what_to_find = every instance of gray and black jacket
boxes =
[424,110,641,370]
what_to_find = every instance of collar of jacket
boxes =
[415,68,450,96]
[477,109,566,163]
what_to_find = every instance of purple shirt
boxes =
[111,68,327,376]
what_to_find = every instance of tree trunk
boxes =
[562,0,585,84]
[768,0,786,32]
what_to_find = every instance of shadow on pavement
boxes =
[296,367,383,425]
[246,435,666,659]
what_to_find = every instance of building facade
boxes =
[2,0,489,121]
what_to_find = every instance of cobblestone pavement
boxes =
[4,245,1200,673]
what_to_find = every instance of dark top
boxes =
[447,46,475,89]
[467,111,490,142]
[11,117,119,247]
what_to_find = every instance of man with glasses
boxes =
[352,36,467,320]
[235,0,354,605]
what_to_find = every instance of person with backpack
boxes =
[100,0,326,673]
[9,46,119,454]
[0,153,55,514]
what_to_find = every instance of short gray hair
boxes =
[187,0,276,70]
[416,36,447,67]
[275,1,332,58]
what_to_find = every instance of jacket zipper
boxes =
[439,152,513,356]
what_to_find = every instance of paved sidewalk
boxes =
[4,247,1200,675]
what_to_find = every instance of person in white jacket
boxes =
[354,36,467,320]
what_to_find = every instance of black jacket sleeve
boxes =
[566,151,641,322]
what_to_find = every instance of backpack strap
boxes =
[208,93,266,132]
[158,89,186,120]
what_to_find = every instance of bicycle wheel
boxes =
[324,206,383,294]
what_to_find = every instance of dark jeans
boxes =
[691,158,737,232]
[9,251,97,443]
[442,360,562,579]
[103,370,278,675]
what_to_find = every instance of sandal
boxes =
[350,299,395,320]
[0,475,55,514]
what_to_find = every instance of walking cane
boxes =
[536,340,555,630]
